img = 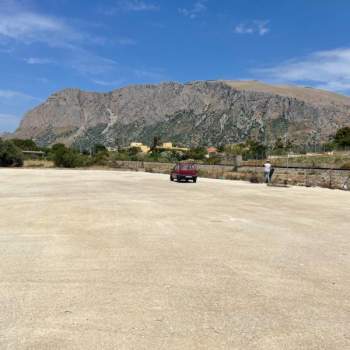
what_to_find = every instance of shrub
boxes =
[51,143,66,154]
[91,152,109,166]
[249,173,259,183]
[205,156,221,165]
[323,142,336,152]
[0,139,24,167]
[129,146,142,156]
[51,144,86,168]
[112,151,130,161]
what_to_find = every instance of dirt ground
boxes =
[0,169,349,350]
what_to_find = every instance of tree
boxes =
[272,137,286,155]
[334,127,350,147]
[151,136,160,150]
[94,144,108,154]
[274,137,284,150]
[0,139,24,167]
[51,143,66,153]
[224,143,246,156]
[217,145,225,153]
[186,147,207,160]
[285,139,294,151]
[128,147,142,156]
[11,139,38,151]
[272,137,295,155]
[244,140,267,159]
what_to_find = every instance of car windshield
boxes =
[180,164,196,170]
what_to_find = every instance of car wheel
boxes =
[193,177,197,183]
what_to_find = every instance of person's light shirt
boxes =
[264,163,271,173]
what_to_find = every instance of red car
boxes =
[170,162,198,183]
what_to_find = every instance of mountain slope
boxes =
[14,80,350,147]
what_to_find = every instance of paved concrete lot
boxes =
[0,169,349,349]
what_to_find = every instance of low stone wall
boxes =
[109,160,350,190]
[111,161,173,173]
[111,161,236,175]
[239,166,350,190]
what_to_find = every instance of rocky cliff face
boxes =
[14,80,350,147]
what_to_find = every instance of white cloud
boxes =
[102,0,159,15]
[24,57,55,65]
[0,1,104,48]
[121,0,159,11]
[0,86,42,132]
[37,77,50,84]
[179,1,207,19]
[0,113,19,120]
[0,113,20,122]
[0,2,122,78]
[0,1,165,87]
[68,48,118,75]
[0,47,14,54]
[0,90,39,101]
[234,20,270,36]
[0,11,71,46]
[92,79,125,86]
[116,37,137,46]
[316,81,350,92]
[133,68,164,80]
[0,113,21,132]
[254,48,350,93]
[0,87,42,131]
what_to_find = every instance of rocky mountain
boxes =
[14,80,350,148]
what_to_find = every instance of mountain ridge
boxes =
[13,80,350,147]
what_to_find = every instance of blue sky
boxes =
[1,0,350,132]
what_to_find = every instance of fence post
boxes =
[305,169,307,187]
[286,152,289,185]
[329,166,333,189]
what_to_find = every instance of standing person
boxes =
[269,165,275,183]
[264,160,272,183]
